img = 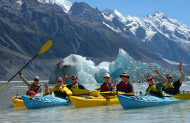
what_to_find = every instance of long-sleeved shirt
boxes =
[20,75,42,93]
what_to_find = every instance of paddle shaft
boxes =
[0,54,39,91]
[0,40,52,91]
[9,54,39,82]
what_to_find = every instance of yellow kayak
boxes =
[10,94,35,109]
[10,97,26,109]
[68,95,120,108]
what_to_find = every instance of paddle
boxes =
[170,93,190,100]
[71,87,90,95]
[0,40,52,91]
[144,91,190,100]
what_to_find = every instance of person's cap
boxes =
[120,72,130,78]
[34,76,39,80]
[103,73,110,78]
[166,74,173,79]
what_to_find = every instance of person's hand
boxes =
[65,73,71,79]
[18,70,22,75]
[155,69,160,74]
[178,61,182,70]
[44,82,48,90]
[111,79,116,87]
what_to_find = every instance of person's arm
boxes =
[63,86,73,96]
[178,61,185,84]
[111,79,116,94]
[44,82,52,95]
[44,87,54,95]
[95,86,101,91]
[155,69,167,86]
[19,70,31,88]
[63,73,71,85]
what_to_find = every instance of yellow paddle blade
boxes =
[103,95,117,99]
[71,88,90,95]
[0,82,9,91]
[38,40,52,54]
[172,93,190,100]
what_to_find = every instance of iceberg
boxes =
[49,49,182,84]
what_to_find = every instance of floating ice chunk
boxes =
[49,49,182,84]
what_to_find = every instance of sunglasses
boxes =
[72,79,77,80]
[147,78,153,81]
[122,76,128,78]
[167,77,173,79]
[34,79,39,81]
[103,77,110,79]
[56,81,62,83]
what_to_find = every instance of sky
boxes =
[68,0,190,28]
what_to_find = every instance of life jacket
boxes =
[147,85,158,92]
[163,82,175,94]
[52,85,67,98]
[147,85,163,97]
[71,83,79,91]
[30,83,41,94]
[100,82,111,92]
[117,81,130,93]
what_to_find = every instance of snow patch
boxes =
[37,0,72,13]
[101,13,113,21]
[16,0,23,6]
[142,30,157,42]
[102,22,122,33]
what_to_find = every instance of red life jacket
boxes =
[118,82,129,88]
[117,81,130,93]
[100,82,111,92]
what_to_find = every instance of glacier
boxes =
[49,49,182,84]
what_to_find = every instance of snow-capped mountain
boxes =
[38,0,190,53]
[37,0,72,13]
[102,9,190,52]
[68,3,190,63]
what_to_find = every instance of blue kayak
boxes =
[118,94,183,109]
[22,95,68,109]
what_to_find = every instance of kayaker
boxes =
[95,73,116,94]
[162,61,185,95]
[44,76,72,98]
[66,75,90,95]
[146,69,167,97]
[116,72,134,94]
[18,70,42,96]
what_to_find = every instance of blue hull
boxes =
[22,95,68,109]
[118,94,182,109]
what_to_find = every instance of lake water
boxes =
[0,81,190,123]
